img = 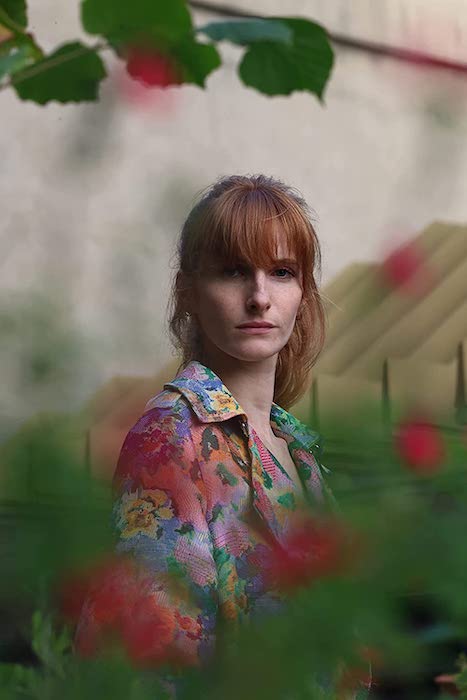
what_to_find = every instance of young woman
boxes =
[75,173,338,690]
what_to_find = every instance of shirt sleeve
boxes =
[74,407,218,685]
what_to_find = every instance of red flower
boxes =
[120,594,176,667]
[265,516,355,591]
[61,554,143,658]
[58,554,137,626]
[86,556,140,626]
[61,553,194,670]
[380,240,434,296]
[57,569,91,624]
[395,415,445,475]
[125,46,180,88]
[111,43,182,111]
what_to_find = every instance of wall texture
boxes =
[2,0,467,438]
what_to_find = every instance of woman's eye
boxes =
[222,266,295,278]
[222,266,243,277]
[274,268,295,278]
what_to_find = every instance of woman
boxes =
[75,173,339,691]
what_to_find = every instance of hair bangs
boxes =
[196,187,315,279]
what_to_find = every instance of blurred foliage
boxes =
[0,0,334,104]
[1,0,27,28]
[1,373,467,698]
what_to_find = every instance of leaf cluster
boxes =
[0,0,334,105]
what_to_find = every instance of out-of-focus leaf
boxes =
[197,18,293,47]
[0,34,41,80]
[0,411,113,600]
[171,37,221,87]
[239,17,334,100]
[81,0,192,44]
[0,663,40,693]
[12,40,106,104]
[0,0,27,29]
[31,610,72,677]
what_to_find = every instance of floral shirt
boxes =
[75,360,335,671]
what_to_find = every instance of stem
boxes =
[0,7,28,36]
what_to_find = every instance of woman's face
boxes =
[188,236,303,366]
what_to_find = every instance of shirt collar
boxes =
[160,359,320,452]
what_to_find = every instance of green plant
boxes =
[0,0,334,105]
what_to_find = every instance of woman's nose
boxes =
[245,271,271,307]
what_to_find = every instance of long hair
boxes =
[166,174,326,410]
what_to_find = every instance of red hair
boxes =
[166,174,326,410]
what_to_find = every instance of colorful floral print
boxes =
[75,360,334,669]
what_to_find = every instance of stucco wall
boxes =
[2,0,467,438]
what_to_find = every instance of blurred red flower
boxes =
[125,46,181,88]
[110,42,182,111]
[265,516,357,591]
[120,594,176,667]
[58,569,91,624]
[58,554,139,626]
[380,240,434,296]
[395,415,445,475]
[59,554,184,668]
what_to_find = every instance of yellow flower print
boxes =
[120,489,174,538]
[157,506,174,520]
[150,489,168,507]
[211,392,236,410]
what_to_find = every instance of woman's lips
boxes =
[237,326,275,334]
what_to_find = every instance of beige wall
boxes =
[227,0,467,63]
[2,0,467,438]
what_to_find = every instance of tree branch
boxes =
[189,0,467,75]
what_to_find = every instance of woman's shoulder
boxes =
[113,389,202,492]
[123,388,197,449]
[143,387,185,414]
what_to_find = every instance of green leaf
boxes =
[31,610,72,678]
[0,0,27,29]
[197,18,293,47]
[81,0,192,44]
[0,34,41,81]
[12,41,106,104]
[239,17,334,100]
[172,37,221,87]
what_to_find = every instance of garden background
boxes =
[2,1,467,698]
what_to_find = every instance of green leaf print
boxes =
[277,492,296,510]
[216,463,238,486]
